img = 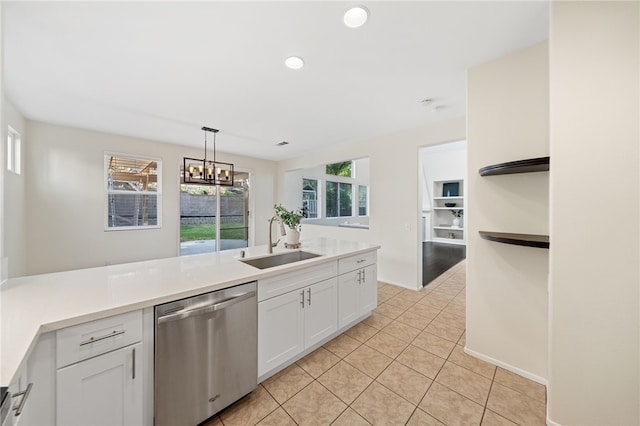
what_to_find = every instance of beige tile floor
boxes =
[206,261,547,426]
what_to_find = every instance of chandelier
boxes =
[183,126,234,186]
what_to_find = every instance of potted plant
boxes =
[451,209,463,228]
[274,204,304,245]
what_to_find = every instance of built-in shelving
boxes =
[478,157,549,248]
[431,180,465,245]
[479,231,549,249]
[479,156,550,176]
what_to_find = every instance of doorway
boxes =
[180,171,250,255]
[419,141,467,286]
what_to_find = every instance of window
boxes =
[105,153,161,229]
[302,178,318,218]
[359,185,369,216]
[7,126,21,174]
[326,181,352,217]
[325,161,353,178]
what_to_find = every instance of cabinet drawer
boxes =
[56,310,142,369]
[258,261,337,302]
[338,251,377,275]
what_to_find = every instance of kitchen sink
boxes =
[240,251,321,269]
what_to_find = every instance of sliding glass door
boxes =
[180,171,249,255]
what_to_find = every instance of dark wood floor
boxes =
[422,241,466,286]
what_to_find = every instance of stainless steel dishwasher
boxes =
[154,281,257,426]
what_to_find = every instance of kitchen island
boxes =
[0,237,379,425]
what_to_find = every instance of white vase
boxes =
[452,217,460,228]
[286,228,300,245]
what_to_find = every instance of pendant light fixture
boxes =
[183,126,235,186]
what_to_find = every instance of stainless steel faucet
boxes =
[268,215,286,254]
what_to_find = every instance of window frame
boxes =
[325,160,354,178]
[302,177,319,218]
[104,152,162,231]
[358,185,369,217]
[325,180,353,218]
[7,126,21,175]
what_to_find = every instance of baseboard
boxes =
[378,279,418,291]
[463,346,548,386]
[546,416,561,426]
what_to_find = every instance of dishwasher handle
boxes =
[157,290,256,324]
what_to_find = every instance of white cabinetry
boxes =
[2,333,55,426]
[258,276,337,377]
[257,251,379,381]
[303,278,338,347]
[57,343,142,426]
[338,252,377,328]
[431,179,465,244]
[55,310,144,426]
[258,289,305,375]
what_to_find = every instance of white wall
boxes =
[3,99,27,278]
[0,1,5,371]
[277,117,466,289]
[548,2,639,424]
[466,42,549,381]
[25,121,277,275]
[420,141,467,242]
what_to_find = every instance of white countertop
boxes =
[0,238,379,385]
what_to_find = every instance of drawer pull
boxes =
[80,330,125,346]
[357,259,367,264]
[11,383,32,416]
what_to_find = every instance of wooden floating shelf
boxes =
[479,156,550,176]
[479,231,550,249]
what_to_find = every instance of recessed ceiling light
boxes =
[344,6,369,28]
[285,56,304,70]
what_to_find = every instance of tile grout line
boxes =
[217,261,544,426]
[479,361,499,425]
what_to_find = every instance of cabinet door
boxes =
[18,333,56,426]
[304,278,338,348]
[56,343,142,426]
[258,290,305,377]
[338,270,360,329]
[359,265,378,314]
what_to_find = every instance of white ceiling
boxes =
[3,1,549,161]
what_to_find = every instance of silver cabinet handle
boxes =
[11,383,32,416]
[300,290,305,308]
[357,270,362,284]
[307,288,311,306]
[132,348,136,380]
[157,291,256,323]
[363,269,366,282]
[80,330,125,346]
[357,259,367,264]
